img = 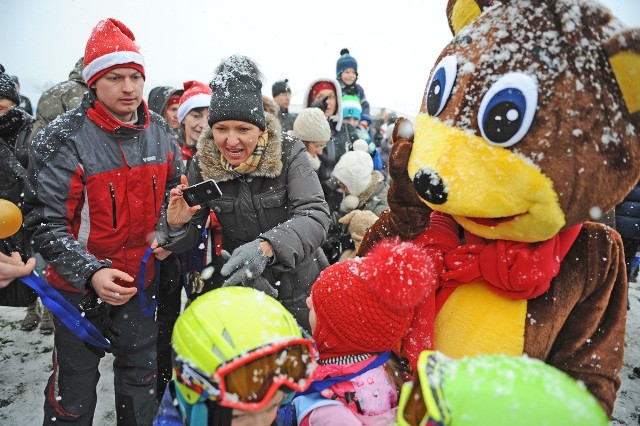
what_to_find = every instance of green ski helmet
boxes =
[397,350,608,426]
[171,286,317,408]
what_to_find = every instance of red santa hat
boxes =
[177,80,212,124]
[83,18,145,86]
[311,239,438,364]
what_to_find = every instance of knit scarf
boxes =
[220,130,268,174]
[0,107,25,148]
[412,212,582,299]
[401,212,582,368]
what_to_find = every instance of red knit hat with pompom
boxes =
[311,239,438,362]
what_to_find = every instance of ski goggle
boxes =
[397,351,450,426]
[174,337,317,411]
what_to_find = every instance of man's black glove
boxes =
[310,96,329,114]
[79,289,121,355]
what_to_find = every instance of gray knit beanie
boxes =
[208,55,266,131]
[292,107,331,143]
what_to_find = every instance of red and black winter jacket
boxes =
[24,91,183,293]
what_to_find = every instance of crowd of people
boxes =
[0,13,633,426]
[0,16,400,426]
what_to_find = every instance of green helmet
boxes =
[171,286,304,404]
[397,350,608,426]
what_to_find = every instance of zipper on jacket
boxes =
[109,182,117,229]
[152,175,158,218]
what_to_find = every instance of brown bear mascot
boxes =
[358,0,640,416]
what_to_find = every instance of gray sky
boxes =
[3,0,640,117]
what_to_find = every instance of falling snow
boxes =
[0,284,638,423]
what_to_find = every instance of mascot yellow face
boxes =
[408,0,640,242]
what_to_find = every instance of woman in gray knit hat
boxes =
[163,55,330,331]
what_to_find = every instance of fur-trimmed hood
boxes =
[357,171,386,208]
[195,112,284,183]
[148,86,183,116]
[303,78,343,132]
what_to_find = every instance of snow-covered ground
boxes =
[611,279,640,425]
[1,283,639,425]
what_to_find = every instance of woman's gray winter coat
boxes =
[163,114,330,329]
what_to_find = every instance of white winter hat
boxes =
[292,107,331,142]
[352,139,369,153]
[331,150,373,197]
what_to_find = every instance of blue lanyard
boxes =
[178,253,191,297]
[190,229,208,273]
[138,247,161,318]
[19,273,110,349]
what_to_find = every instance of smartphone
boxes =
[182,179,223,207]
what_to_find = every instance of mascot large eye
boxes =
[425,55,457,117]
[478,72,538,147]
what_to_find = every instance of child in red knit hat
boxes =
[293,239,438,425]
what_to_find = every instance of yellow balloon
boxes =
[0,199,23,239]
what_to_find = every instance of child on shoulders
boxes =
[337,48,371,129]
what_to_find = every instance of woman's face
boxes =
[337,180,349,195]
[183,108,208,146]
[212,120,263,166]
[313,89,337,118]
[305,141,326,157]
[231,390,285,426]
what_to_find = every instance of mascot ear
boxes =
[604,29,640,120]
[446,0,495,35]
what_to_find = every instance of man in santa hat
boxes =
[24,18,183,425]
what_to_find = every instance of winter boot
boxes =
[21,300,42,331]
[40,307,54,335]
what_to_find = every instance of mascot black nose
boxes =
[413,168,448,205]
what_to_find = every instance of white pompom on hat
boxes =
[177,80,212,124]
[352,139,369,152]
[292,107,331,143]
[332,150,373,198]
[83,18,145,86]
[340,194,361,212]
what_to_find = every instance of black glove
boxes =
[310,96,329,114]
[219,242,277,298]
[79,289,121,355]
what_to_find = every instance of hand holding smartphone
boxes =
[182,179,223,207]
